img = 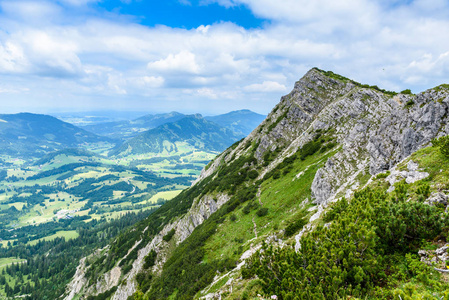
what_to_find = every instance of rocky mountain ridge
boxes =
[65,68,449,299]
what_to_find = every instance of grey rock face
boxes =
[385,160,430,193]
[110,193,230,300]
[419,244,449,265]
[425,192,449,206]
[204,69,449,207]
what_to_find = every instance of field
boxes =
[0,145,216,247]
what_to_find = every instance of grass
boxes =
[201,147,338,268]
[195,149,339,298]
[0,147,215,249]
[27,230,79,246]
[146,190,182,203]
[0,257,26,269]
[0,257,28,297]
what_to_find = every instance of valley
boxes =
[0,146,213,244]
[0,109,262,299]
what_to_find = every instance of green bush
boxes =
[256,207,268,217]
[300,140,321,160]
[284,217,307,237]
[406,99,415,107]
[401,89,412,95]
[375,171,390,179]
[243,186,449,299]
[162,229,176,242]
[432,135,449,158]
[416,183,430,199]
[143,249,157,269]
[243,202,258,215]
[247,170,259,180]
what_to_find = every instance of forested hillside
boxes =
[0,113,113,157]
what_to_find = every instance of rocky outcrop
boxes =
[111,193,230,299]
[211,69,449,207]
[65,68,449,299]
[68,192,230,300]
[385,160,430,192]
[65,258,88,300]
[425,192,449,206]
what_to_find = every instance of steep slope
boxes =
[0,113,113,157]
[64,69,449,299]
[82,112,186,140]
[109,114,243,157]
[204,109,266,136]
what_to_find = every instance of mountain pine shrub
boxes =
[433,135,449,158]
[243,185,449,299]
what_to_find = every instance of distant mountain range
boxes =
[81,112,186,140]
[109,114,243,157]
[204,109,265,136]
[0,110,265,158]
[0,113,112,157]
[81,110,265,140]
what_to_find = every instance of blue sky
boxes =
[93,0,266,29]
[1,0,449,115]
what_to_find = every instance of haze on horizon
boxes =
[1,0,449,115]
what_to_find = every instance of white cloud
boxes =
[138,76,165,88]
[0,1,61,25]
[0,42,29,73]
[0,0,449,114]
[148,51,200,74]
[244,81,287,92]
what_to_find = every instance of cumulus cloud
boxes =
[148,51,200,74]
[0,1,62,25]
[0,42,29,73]
[244,81,287,92]
[0,0,449,113]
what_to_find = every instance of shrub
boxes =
[401,89,412,94]
[247,170,259,180]
[406,99,415,107]
[143,249,157,269]
[256,207,268,217]
[162,229,176,242]
[375,171,390,179]
[416,183,430,199]
[300,139,322,160]
[432,135,449,158]
[284,217,307,237]
[243,186,449,299]
[243,202,257,214]
[230,214,237,222]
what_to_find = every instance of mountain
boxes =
[204,109,266,136]
[81,112,186,140]
[0,113,113,157]
[109,114,244,157]
[7,68,449,299]
[63,69,449,299]
[82,110,264,141]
